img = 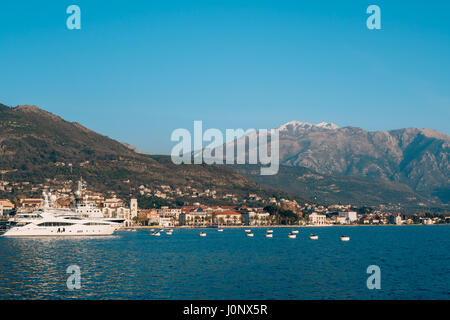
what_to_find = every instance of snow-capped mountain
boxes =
[220,120,449,205]
[277,121,339,134]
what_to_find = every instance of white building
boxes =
[241,211,270,226]
[337,210,358,224]
[159,217,174,227]
[102,198,138,227]
[102,197,125,208]
[309,212,327,225]
[157,206,181,218]
[179,208,211,226]
[213,211,242,226]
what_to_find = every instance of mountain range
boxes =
[222,120,449,210]
[274,121,449,203]
[0,102,448,211]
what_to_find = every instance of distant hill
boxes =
[120,142,152,155]
[0,103,301,204]
[233,164,445,211]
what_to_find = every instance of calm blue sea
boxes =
[0,225,449,299]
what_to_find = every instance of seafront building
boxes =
[212,210,242,225]
[179,207,211,226]
[241,210,271,225]
[0,199,15,216]
[1,178,448,227]
[337,210,358,224]
[388,214,403,225]
[102,198,138,227]
[20,198,44,209]
[309,212,327,225]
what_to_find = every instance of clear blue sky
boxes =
[1,0,449,154]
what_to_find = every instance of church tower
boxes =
[130,198,138,220]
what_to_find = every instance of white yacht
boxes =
[341,235,350,242]
[3,181,122,237]
[3,211,120,237]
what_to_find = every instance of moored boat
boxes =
[3,211,120,237]
[309,234,318,240]
[247,232,254,237]
[199,232,207,237]
[341,235,350,241]
[288,233,296,239]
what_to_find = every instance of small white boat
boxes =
[159,229,164,232]
[291,230,299,234]
[247,233,254,237]
[266,229,273,233]
[166,231,173,235]
[309,234,319,240]
[217,228,224,232]
[245,229,251,233]
[341,235,350,242]
[199,232,207,237]
[288,233,296,239]
[265,233,273,238]
[152,231,161,236]
[150,228,155,232]
[168,228,174,232]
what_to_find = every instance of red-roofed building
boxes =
[20,198,43,208]
[213,211,242,226]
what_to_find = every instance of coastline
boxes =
[122,224,449,230]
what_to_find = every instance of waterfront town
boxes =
[0,178,448,228]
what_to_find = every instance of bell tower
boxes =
[130,198,138,219]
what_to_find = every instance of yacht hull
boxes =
[2,224,118,237]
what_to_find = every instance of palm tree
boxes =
[254,214,259,226]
